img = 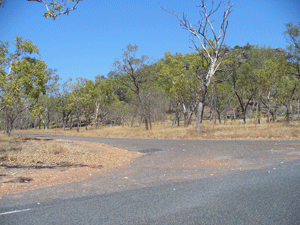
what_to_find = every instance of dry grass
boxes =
[0,134,142,194]
[15,117,300,140]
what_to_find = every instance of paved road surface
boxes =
[1,133,300,224]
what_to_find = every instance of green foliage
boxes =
[1,0,82,19]
[0,36,49,134]
[157,52,199,105]
[284,22,300,52]
[113,44,150,96]
[28,0,83,20]
[0,41,9,65]
[0,37,48,108]
[209,80,234,115]
[244,43,254,51]
[14,36,39,55]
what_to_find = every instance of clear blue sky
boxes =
[0,0,299,82]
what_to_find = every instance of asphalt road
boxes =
[1,133,300,224]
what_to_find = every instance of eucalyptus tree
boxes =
[57,78,73,130]
[158,52,199,127]
[138,84,168,129]
[69,77,95,132]
[281,22,300,121]
[284,22,300,53]
[107,100,132,127]
[33,71,60,130]
[275,61,300,122]
[0,36,49,135]
[209,79,234,124]
[225,47,257,124]
[113,44,153,130]
[275,57,300,122]
[164,0,234,132]
[93,76,118,128]
[248,47,283,124]
[259,53,283,122]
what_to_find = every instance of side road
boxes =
[1,133,299,224]
[10,132,300,153]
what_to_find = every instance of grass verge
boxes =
[0,134,142,194]
[14,119,300,140]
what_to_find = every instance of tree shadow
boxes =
[3,176,33,183]
[23,137,54,142]
[0,162,102,170]
[0,163,102,184]
[138,148,164,153]
[0,147,22,153]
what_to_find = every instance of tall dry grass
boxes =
[14,117,300,140]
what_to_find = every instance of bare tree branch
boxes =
[163,0,234,132]
[27,0,82,20]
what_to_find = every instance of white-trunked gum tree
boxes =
[164,0,234,132]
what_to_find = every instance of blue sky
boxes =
[0,0,299,82]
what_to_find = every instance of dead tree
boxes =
[164,0,234,132]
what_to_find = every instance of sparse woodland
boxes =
[0,1,299,136]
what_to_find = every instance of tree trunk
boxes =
[184,112,188,127]
[266,104,270,123]
[6,119,11,137]
[131,115,135,127]
[273,108,277,122]
[172,116,176,127]
[217,111,221,124]
[139,116,144,127]
[266,92,271,123]
[212,113,215,131]
[144,116,149,130]
[224,111,227,125]
[62,113,66,130]
[242,111,246,124]
[45,109,49,130]
[185,112,193,127]
[85,117,88,130]
[149,115,152,130]
[250,105,253,123]
[38,116,41,129]
[208,110,213,123]
[257,101,261,124]
[70,116,73,130]
[183,103,191,127]
[77,115,80,132]
[195,101,204,132]
[63,122,66,131]
[200,104,205,124]
[233,108,236,123]
[286,105,290,123]
[298,99,300,116]
[94,103,99,129]
[291,104,294,121]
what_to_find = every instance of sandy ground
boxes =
[0,136,142,195]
